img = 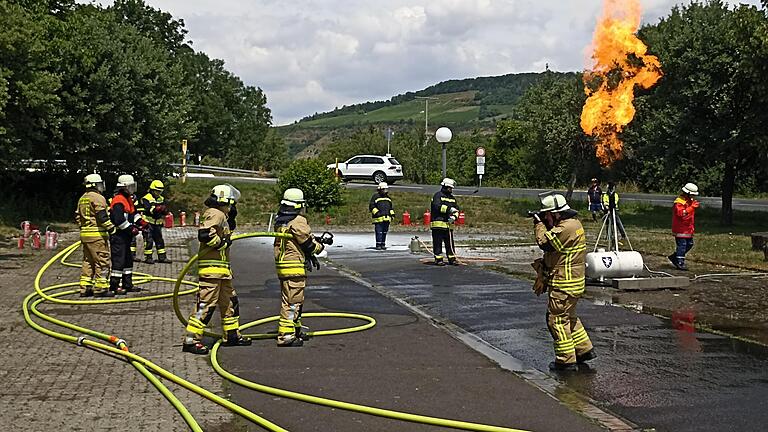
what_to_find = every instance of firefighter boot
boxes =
[222,331,252,346]
[110,276,126,295]
[123,273,141,293]
[144,255,155,265]
[277,333,304,347]
[94,289,115,298]
[157,253,172,264]
[678,258,688,271]
[576,349,597,363]
[182,341,209,355]
[549,361,578,372]
[80,289,94,297]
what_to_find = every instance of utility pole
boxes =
[415,96,438,147]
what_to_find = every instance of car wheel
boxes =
[373,171,387,184]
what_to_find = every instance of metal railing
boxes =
[170,163,272,177]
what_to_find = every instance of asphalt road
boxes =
[188,174,768,212]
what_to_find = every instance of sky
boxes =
[99,0,762,125]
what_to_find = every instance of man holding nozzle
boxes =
[531,193,596,372]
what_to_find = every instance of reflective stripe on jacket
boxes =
[273,213,322,279]
[535,216,587,296]
[672,196,696,238]
[198,207,232,279]
[142,193,165,225]
[430,189,459,230]
[601,191,619,210]
[369,193,395,224]
[76,191,114,242]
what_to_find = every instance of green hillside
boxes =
[278,71,569,156]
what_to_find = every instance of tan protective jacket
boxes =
[273,214,323,279]
[535,216,587,296]
[198,207,232,280]
[76,190,115,243]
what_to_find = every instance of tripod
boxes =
[593,207,633,252]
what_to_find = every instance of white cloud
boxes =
[116,0,762,124]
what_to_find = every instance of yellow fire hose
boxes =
[23,232,530,432]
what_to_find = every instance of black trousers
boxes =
[431,229,455,262]
[110,231,134,289]
[143,223,166,257]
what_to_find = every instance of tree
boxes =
[635,1,768,224]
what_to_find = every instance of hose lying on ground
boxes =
[23,233,530,432]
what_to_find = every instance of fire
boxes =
[581,0,662,166]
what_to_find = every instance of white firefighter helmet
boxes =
[377,182,389,190]
[682,183,699,196]
[441,178,456,188]
[84,173,105,192]
[116,174,137,194]
[281,188,305,207]
[211,184,240,205]
[540,193,571,213]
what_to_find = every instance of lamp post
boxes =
[435,127,452,179]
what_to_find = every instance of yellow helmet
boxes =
[149,180,164,191]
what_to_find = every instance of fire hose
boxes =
[24,233,530,432]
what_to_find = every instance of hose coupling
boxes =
[77,336,87,346]
[115,338,128,350]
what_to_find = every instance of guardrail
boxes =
[170,163,272,177]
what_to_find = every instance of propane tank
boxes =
[409,236,421,253]
[325,215,331,225]
[18,237,25,249]
[31,230,42,249]
[193,211,201,226]
[423,210,431,226]
[164,212,174,228]
[45,228,58,250]
[180,211,186,227]
[457,211,466,225]
[21,220,31,238]
[585,250,644,279]
[402,210,411,226]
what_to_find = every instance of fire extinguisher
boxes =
[402,210,411,226]
[21,220,31,238]
[45,226,58,250]
[423,210,431,226]
[457,211,466,225]
[17,237,25,249]
[31,230,42,249]
[164,212,174,228]
[180,211,187,227]
[193,211,201,226]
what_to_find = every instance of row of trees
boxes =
[0,0,286,183]
[319,1,768,225]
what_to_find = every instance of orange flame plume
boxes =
[581,0,662,166]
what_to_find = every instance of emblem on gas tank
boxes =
[602,256,613,268]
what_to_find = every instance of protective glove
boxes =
[154,204,168,215]
[691,200,700,209]
[304,255,320,272]
[131,225,140,237]
[107,226,117,236]
[217,235,232,250]
[448,215,456,224]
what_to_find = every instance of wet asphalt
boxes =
[221,232,768,432]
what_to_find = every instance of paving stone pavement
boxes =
[4,228,238,431]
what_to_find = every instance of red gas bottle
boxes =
[180,211,187,227]
[45,227,58,250]
[423,210,431,226]
[193,211,201,226]
[21,220,31,238]
[31,230,41,249]
[402,211,411,226]
[457,211,466,225]
[164,212,174,228]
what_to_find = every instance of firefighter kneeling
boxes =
[532,193,596,372]
[183,184,251,354]
[273,188,328,347]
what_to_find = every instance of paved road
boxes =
[189,175,768,212]
[220,236,609,432]
[325,233,768,432]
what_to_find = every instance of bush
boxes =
[278,159,343,210]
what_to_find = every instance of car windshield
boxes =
[388,158,400,165]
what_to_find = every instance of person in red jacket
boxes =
[668,183,700,271]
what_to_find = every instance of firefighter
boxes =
[369,182,394,250]
[533,193,595,372]
[141,180,171,264]
[601,182,626,239]
[110,174,144,295]
[183,184,250,354]
[273,188,326,347]
[669,183,700,271]
[430,178,460,266]
[75,174,117,297]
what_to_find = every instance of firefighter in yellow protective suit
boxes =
[273,188,326,347]
[533,193,596,372]
[75,174,117,297]
[141,180,171,264]
[182,184,251,354]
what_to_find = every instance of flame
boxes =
[581,0,662,166]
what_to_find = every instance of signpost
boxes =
[476,147,485,188]
[181,139,188,184]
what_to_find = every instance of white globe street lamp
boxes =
[435,127,452,178]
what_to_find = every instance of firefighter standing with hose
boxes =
[273,188,331,347]
[75,174,117,297]
[110,175,145,295]
[430,178,460,266]
[141,180,172,264]
[532,193,596,372]
[369,182,395,250]
[183,184,251,354]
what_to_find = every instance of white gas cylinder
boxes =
[585,250,644,279]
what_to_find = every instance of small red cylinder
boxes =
[325,215,331,225]
[402,211,411,226]
[31,230,41,249]
[194,211,201,226]
[164,212,174,228]
[423,210,431,226]
[21,220,31,238]
[18,237,25,249]
[457,211,466,225]
[45,230,58,250]
[180,211,187,227]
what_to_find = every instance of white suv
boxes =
[327,155,403,184]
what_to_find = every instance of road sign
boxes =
[476,156,485,165]
[477,165,485,175]
[476,147,485,157]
